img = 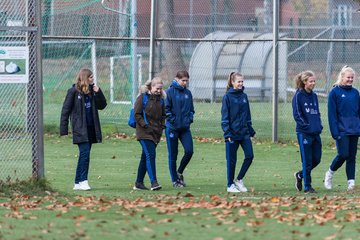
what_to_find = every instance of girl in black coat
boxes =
[60,68,107,190]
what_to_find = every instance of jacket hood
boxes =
[338,85,353,90]
[297,88,313,96]
[170,79,186,91]
[227,87,244,94]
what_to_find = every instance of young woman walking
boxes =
[133,77,166,191]
[292,71,322,193]
[221,72,256,193]
[165,70,195,188]
[60,68,107,190]
[324,66,360,191]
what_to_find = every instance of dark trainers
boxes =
[133,182,149,190]
[151,181,162,191]
[304,187,317,194]
[177,172,186,187]
[173,180,185,188]
[294,172,302,191]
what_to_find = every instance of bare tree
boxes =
[157,0,186,81]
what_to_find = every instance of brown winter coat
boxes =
[135,93,165,144]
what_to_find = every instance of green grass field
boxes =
[0,136,359,239]
[43,100,334,144]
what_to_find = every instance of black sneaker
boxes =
[173,180,185,188]
[304,187,317,194]
[133,182,149,190]
[151,181,162,191]
[177,172,186,187]
[294,172,302,191]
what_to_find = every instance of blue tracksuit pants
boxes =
[136,139,158,184]
[297,133,322,191]
[165,128,194,182]
[225,138,254,187]
[330,135,358,180]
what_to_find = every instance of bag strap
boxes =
[142,93,148,125]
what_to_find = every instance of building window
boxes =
[334,5,352,27]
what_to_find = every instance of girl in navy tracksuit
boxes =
[221,72,256,193]
[324,66,360,191]
[292,71,322,193]
[165,70,195,187]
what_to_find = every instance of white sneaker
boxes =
[227,184,241,193]
[74,180,91,190]
[234,179,248,192]
[348,180,355,191]
[324,170,333,190]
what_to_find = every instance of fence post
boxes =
[148,0,157,80]
[28,0,44,178]
[272,0,279,142]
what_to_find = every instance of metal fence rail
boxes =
[1,0,360,180]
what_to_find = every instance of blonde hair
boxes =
[294,71,315,90]
[226,72,243,92]
[139,77,166,98]
[76,68,92,94]
[334,65,355,86]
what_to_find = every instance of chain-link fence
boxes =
[0,0,43,180]
[2,0,360,179]
[40,0,360,141]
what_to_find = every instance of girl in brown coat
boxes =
[133,77,166,191]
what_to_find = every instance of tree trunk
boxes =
[157,0,186,81]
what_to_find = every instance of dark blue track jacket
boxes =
[328,85,360,139]
[165,80,195,131]
[292,89,322,135]
[221,87,255,140]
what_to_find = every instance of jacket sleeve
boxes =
[292,92,310,131]
[165,89,176,124]
[221,95,232,139]
[189,91,195,123]
[134,94,147,128]
[246,95,256,137]
[328,90,339,139]
[315,94,323,130]
[93,88,107,110]
[60,88,75,136]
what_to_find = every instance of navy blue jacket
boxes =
[221,87,255,140]
[292,89,322,135]
[165,80,195,131]
[328,85,360,139]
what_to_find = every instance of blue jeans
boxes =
[330,135,358,180]
[297,133,322,191]
[75,142,92,183]
[165,128,194,182]
[225,138,254,187]
[136,139,158,184]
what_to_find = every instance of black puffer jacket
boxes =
[60,85,107,144]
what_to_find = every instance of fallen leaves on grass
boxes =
[2,194,360,229]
